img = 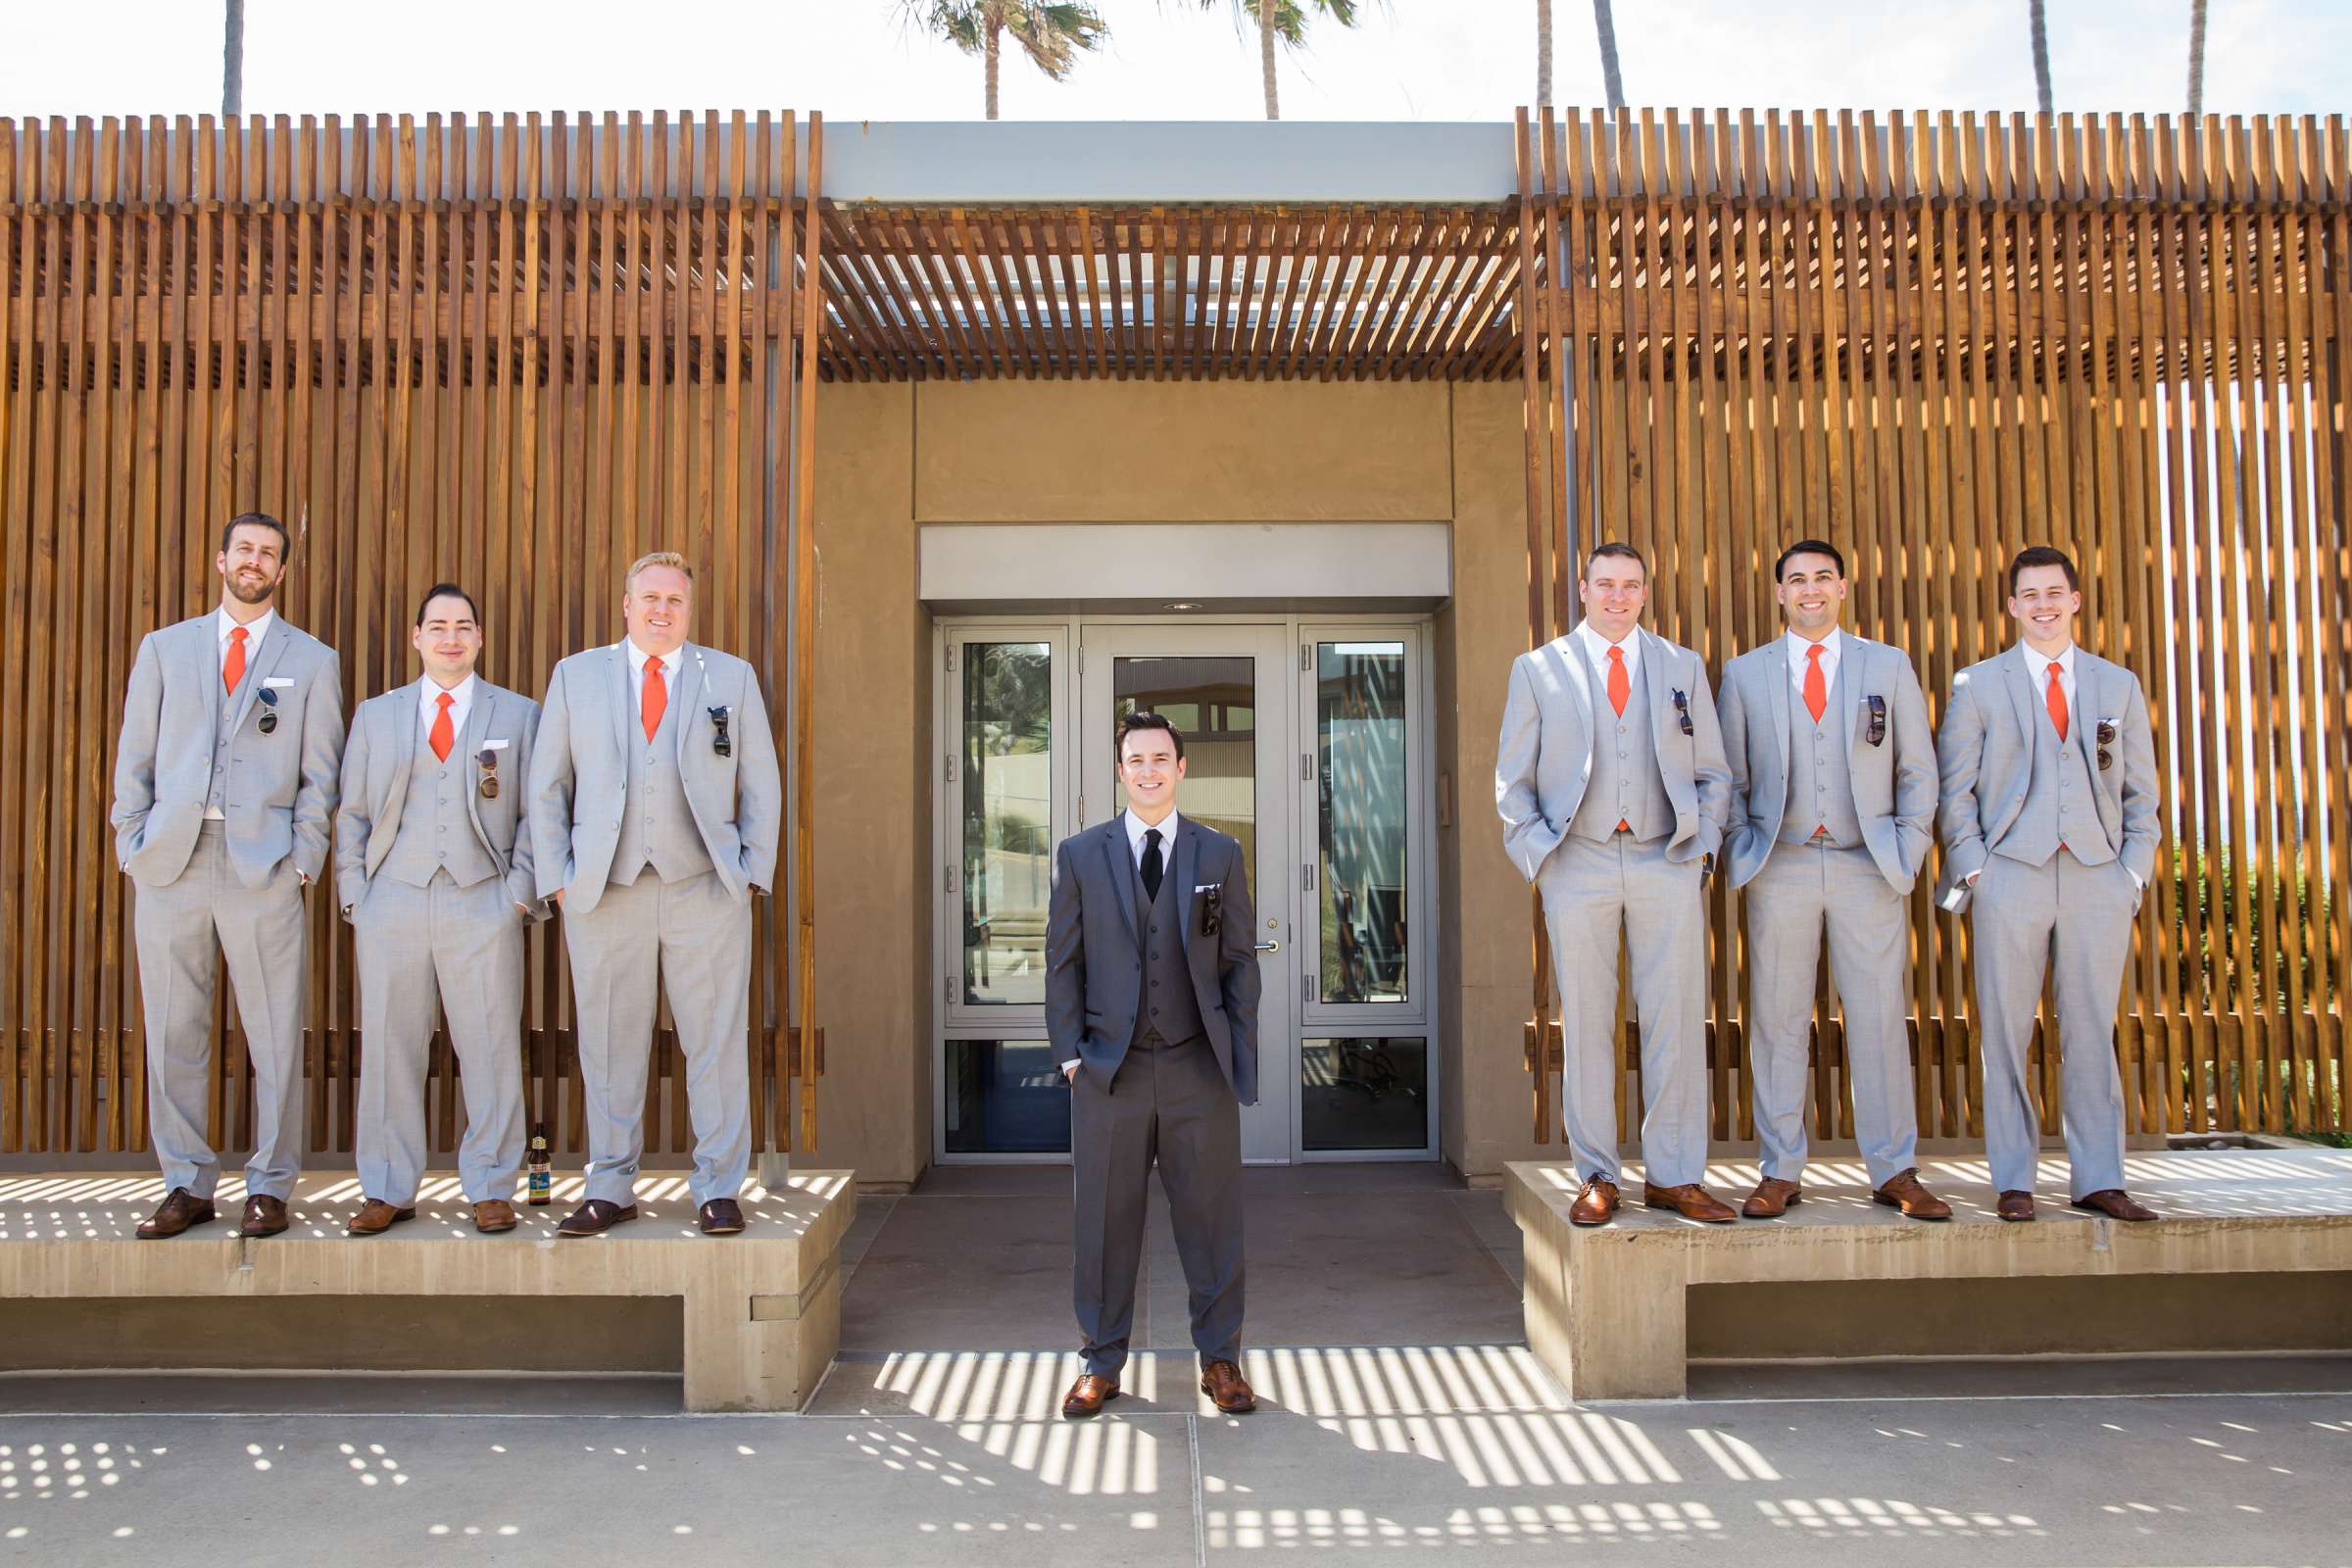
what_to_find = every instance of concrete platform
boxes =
[1506,1148,2352,1400]
[0,1171,855,1413]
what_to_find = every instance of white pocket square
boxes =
[481,738,511,752]
[1193,883,1218,895]
[262,676,296,689]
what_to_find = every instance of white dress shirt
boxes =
[1574,619,1640,684]
[622,637,686,707]
[1063,808,1184,1073]
[1785,625,1843,698]
[2018,640,2077,714]
[418,671,476,743]
[205,607,276,820]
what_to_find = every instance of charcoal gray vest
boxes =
[1129,830,1205,1050]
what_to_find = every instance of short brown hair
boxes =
[221,512,290,559]
[1116,710,1186,760]
[2006,545,2080,597]
[1585,541,1646,578]
[624,551,694,593]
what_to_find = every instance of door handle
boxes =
[1253,940,1281,954]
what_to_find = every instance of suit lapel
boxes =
[461,685,501,857]
[1767,639,1793,777]
[194,617,223,731]
[1845,639,1872,755]
[379,687,417,847]
[2071,655,2107,779]
[1639,626,1675,758]
[226,619,291,736]
[608,644,633,756]
[2003,644,2039,753]
[1102,816,1139,944]
[1541,634,1592,732]
[669,645,708,766]
[1172,818,1201,943]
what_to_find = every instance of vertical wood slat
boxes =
[0,115,817,1161]
[1511,110,2349,1149]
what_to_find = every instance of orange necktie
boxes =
[429,690,455,762]
[1607,645,1631,832]
[1803,643,1828,723]
[642,656,667,742]
[222,624,249,694]
[2045,661,2069,742]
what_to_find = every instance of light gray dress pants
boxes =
[564,867,753,1206]
[1970,849,2135,1199]
[1071,1034,1244,1379]
[1537,833,1710,1189]
[131,822,309,1200]
[1744,840,1920,1187]
[353,873,527,1205]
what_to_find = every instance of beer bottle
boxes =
[527,1123,553,1206]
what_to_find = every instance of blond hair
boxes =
[623,551,694,594]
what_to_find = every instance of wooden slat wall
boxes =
[1517,109,2351,1143]
[0,112,825,1159]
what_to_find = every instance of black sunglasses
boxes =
[709,706,731,758]
[477,747,500,799]
[256,685,279,734]
[2095,718,2116,772]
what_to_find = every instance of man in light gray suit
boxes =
[112,513,344,1241]
[1936,545,2162,1224]
[527,551,781,1238]
[336,583,544,1237]
[1048,712,1262,1420]
[1495,542,1737,1227]
[1719,540,1950,1222]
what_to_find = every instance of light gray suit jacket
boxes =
[334,677,546,921]
[1043,814,1263,1103]
[1933,644,2160,913]
[1494,623,1732,882]
[111,612,344,889]
[526,641,782,916]
[1718,634,1936,893]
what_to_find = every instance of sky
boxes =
[0,0,2344,124]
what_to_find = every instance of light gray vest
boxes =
[1998,681,2111,867]
[1568,643,1671,844]
[203,693,236,814]
[1777,655,1864,849]
[380,710,501,889]
[1130,833,1205,1050]
[610,680,714,886]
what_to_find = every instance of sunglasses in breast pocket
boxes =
[476,748,502,800]
[255,685,281,734]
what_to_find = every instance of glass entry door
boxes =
[933,616,1436,1164]
[1080,626,1297,1163]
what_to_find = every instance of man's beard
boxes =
[226,572,276,607]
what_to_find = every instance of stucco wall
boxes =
[813,376,1538,1187]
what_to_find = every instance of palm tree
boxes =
[1591,0,1623,111]
[2028,0,2053,116]
[905,1,1109,121]
[1184,0,1364,122]
[222,0,244,118]
[2186,0,2208,115]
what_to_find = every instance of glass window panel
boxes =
[1300,1038,1428,1152]
[1316,641,1408,1003]
[1111,657,1255,870]
[944,1041,1070,1154]
[962,643,1053,1005]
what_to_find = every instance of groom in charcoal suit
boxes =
[1047,711,1263,1419]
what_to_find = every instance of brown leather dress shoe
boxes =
[1200,1359,1257,1414]
[136,1187,217,1241]
[471,1200,518,1234]
[239,1195,290,1238]
[1569,1176,1620,1226]
[698,1199,747,1236]
[556,1199,639,1238]
[1740,1177,1803,1218]
[1060,1373,1119,1418]
[1872,1169,1953,1221]
[1995,1189,2037,1222]
[1642,1182,1739,1223]
[2072,1188,2159,1222]
[346,1199,416,1237]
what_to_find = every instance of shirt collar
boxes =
[1575,619,1638,665]
[219,606,275,645]
[622,638,684,674]
[421,671,476,706]
[1126,808,1180,858]
[1785,625,1841,664]
[2019,641,2076,683]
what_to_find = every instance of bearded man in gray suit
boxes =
[336,584,543,1237]
[112,513,344,1241]
[1718,540,1950,1222]
[1936,545,2161,1224]
[527,552,782,1238]
[1495,542,1736,1228]
[1048,712,1263,1420]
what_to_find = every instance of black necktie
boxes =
[1141,828,1164,902]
